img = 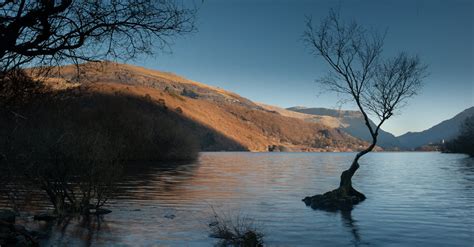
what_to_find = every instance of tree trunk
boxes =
[338,141,376,198]
[339,159,359,189]
[338,159,365,200]
[302,139,376,211]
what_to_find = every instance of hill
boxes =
[286,107,401,149]
[398,107,474,149]
[34,61,370,152]
[256,103,343,128]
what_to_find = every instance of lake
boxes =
[6,152,474,246]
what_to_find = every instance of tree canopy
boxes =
[0,0,196,73]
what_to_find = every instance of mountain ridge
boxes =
[36,62,372,152]
[37,61,470,152]
[397,107,474,149]
[286,107,401,149]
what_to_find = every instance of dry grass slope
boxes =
[31,62,372,152]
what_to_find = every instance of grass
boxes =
[209,207,264,247]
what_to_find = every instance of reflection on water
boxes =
[340,210,363,246]
[2,152,474,246]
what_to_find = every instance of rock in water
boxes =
[34,213,57,221]
[0,209,16,224]
[241,231,260,246]
[1,215,40,246]
[93,208,112,215]
[164,214,176,219]
[303,188,365,211]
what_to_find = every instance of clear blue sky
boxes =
[136,0,473,136]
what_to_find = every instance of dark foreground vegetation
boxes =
[443,116,474,157]
[0,0,199,244]
[0,70,198,221]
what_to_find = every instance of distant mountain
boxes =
[287,107,401,149]
[37,62,370,152]
[397,107,474,149]
[257,104,343,128]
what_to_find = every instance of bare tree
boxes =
[0,0,196,73]
[302,10,427,211]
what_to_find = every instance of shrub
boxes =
[209,207,264,247]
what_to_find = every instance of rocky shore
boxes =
[0,209,44,246]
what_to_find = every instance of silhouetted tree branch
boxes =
[303,10,427,210]
[0,0,196,73]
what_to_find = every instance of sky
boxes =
[136,0,473,136]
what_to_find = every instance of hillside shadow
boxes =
[0,87,247,211]
[88,89,249,152]
[1,87,247,157]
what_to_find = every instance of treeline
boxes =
[443,115,474,157]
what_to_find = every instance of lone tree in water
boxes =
[0,0,195,73]
[302,10,427,211]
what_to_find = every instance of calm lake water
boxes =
[6,152,474,246]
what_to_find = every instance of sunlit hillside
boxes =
[33,61,371,152]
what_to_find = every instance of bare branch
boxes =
[0,0,197,74]
[304,9,427,152]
